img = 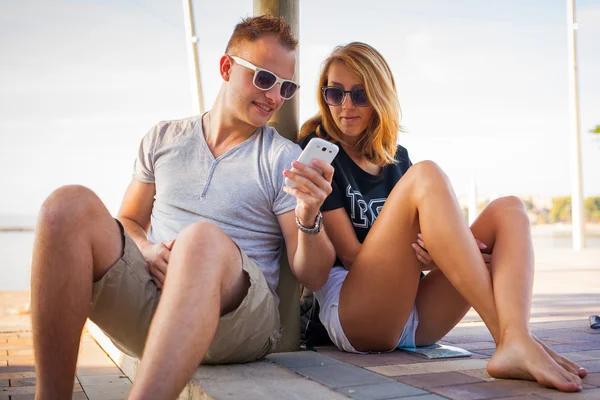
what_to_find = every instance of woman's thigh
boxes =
[413,201,505,346]
[338,175,423,352]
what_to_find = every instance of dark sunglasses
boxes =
[230,55,300,100]
[321,86,370,107]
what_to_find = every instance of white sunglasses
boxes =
[229,55,300,100]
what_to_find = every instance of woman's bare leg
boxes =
[414,196,586,378]
[338,162,582,392]
[339,161,499,350]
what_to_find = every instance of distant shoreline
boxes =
[0,227,35,232]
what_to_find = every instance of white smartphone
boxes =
[285,137,339,188]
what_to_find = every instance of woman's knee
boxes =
[486,196,527,218]
[407,160,453,198]
[39,185,103,232]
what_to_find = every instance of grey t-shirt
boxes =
[133,115,302,301]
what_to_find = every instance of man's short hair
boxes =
[225,14,298,54]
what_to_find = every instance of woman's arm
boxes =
[322,208,362,270]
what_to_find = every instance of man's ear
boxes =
[219,55,232,82]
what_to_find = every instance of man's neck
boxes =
[202,103,259,159]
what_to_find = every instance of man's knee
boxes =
[177,221,227,251]
[39,185,103,232]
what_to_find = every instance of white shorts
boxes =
[314,266,419,354]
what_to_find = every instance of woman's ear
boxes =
[219,55,232,81]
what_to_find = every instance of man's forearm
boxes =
[293,229,336,290]
[117,216,152,253]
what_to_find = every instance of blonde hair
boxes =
[299,42,401,165]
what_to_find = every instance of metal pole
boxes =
[253,0,300,352]
[182,0,205,115]
[566,0,585,250]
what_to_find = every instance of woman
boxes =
[283,42,587,392]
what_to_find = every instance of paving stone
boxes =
[316,347,424,367]
[190,360,298,382]
[428,380,534,399]
[190,377,349,400]
[82,383,131,400]
[448,342,495,351]
[535,387,600,399]
[472,348,495,357]
[0,385,36,395]
[432,378,597,400]
[8,357,36,367]
[442,333,494,344]
[78,374,130,386]
[6,338,32,346]
[531,320,588,330]
[0,354,34,362]
[535,330,600,342]
[266,350,341,369]
[7,349,34,356]
[560,352,600,362]
[391,395,447,400]
[459,369,496,382]
[0,344,33,351]
[582,372,600,387]
[394,371,483,389]
[0,365,35,373]
[368,359,489,377]
[547,342,600,353]
[294,363,392,389]
[0,371,36,379]
[490,396,546,400]
[9,377,36,386]
[580,360,600,373]
[76,366,123,376]
[335,381,426,399]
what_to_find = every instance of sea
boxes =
[1,216,599,292]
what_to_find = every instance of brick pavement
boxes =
[2,265,600,399]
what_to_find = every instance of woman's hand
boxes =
[412,233,491,269]
[283,159,334,227]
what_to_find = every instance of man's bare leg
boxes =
[127,221,250,400]
[32,186,123,399]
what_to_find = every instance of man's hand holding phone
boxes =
[283,138,338,226]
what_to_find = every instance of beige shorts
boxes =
[89,220,282,364]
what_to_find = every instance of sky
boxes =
[1,0,599,218]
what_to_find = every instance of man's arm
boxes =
[117,179,155,249]
[279,158,337,290]
[116,179,172,288]
[277,211,335,290]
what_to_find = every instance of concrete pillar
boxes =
[253,0,301,352]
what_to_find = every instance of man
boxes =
[31,15,336,400]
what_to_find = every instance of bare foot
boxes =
[532,335,588,378]
[487,335,583,392]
